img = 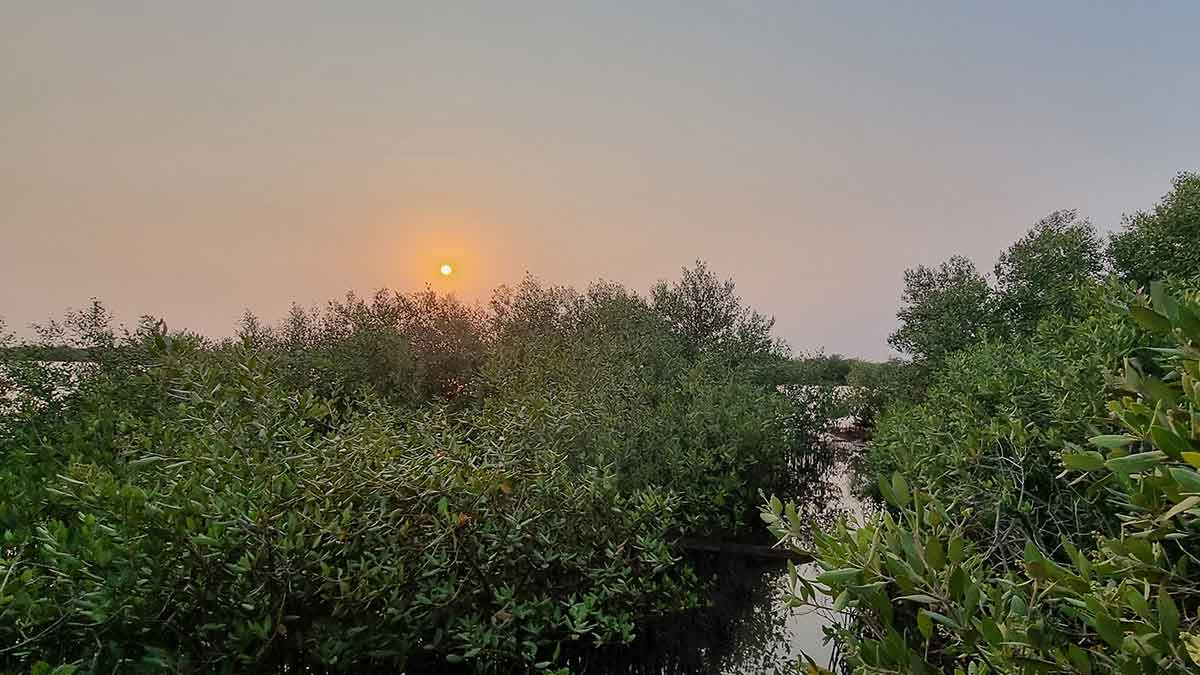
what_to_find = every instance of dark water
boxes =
[555,437,864,675]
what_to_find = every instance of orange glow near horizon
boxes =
[375,208,512,302]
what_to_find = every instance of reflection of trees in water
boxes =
[558,436,860,674]
[773,436,859,546]
[558,555,797,675]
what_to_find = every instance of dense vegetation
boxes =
[6,166,1197,674]
[773,171,1200,673]
[0,264,827,673]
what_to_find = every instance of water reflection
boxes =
[562,436,864,674]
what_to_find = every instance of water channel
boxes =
[558,435,867,675]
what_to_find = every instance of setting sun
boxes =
[439,263,453,277]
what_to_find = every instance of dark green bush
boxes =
[863,281,1146,557]
[1109,172,1200,287]
[1,264,822,672]
[843,358,925,430]
[769,285,1200,674]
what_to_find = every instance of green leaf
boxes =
[917,609,933,640]
[1124,587,1151,621]
[1087,598,1124,649]
[1131,305,1173,333]
[924,537,945,571]
[1177,304,1200,340]
[949,566,966,599]
[1105,450,1167,475]
[891,472,910,508]
[1062,450,1106,471]
[1141,376,1179,407]
[969,585,986,618]
[1067,644,1092,674]
[833,589,850,611]
[924,611,961,629]
[947,535,964,564]
[1151,281,1171,318]
[877,475,897,506]
[1151,424,1193,459]
[1089,434,1137,450]
[815,568,862,586]
[1159,589,1180,640]
[1162,495,1200,522]
[895,594,939,605]
[979,617,1003,645]
[1170,467,1200,494]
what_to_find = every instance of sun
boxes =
[439,263,454,277]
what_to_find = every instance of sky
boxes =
[2,1,1198,358]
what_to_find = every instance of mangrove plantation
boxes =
[4,171,1200,673]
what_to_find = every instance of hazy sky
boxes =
[3,2,1198,358]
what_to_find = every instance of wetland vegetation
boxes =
[3,172,1200,674]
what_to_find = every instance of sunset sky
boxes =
[3,2,1198,358]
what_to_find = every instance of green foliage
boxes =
[843,358,925,430]
[772,352,854,387]
[650,260,784,371]
[888,256,996,368]
[482,276,802,534]
[866,280,1143,556]
[994,210,1105,335]
[1109,172,1200,287]
[239,288,488,407]
[3,345,692,671]
[0,344,91,362]
[773,287,1200,674]
[0,267,819,672]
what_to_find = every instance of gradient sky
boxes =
[3,2,1198,358]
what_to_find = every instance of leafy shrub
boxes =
[1,264,818,672]
[843,359,925,430]
[769,352,854,387]
[650,260,784,373]
[888,256,996,369]
[482,277,803,534]
[239,288,488,408]
[769,286,1200,674]
[2,341,698,671]
[862,281,1145,557]
[994,210,1105,335]
[1109,172,1200,287]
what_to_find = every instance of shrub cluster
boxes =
[0,264,818,672]
[770,286,1200,673]
[771,171,1200,674]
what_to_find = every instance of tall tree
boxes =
[1109,171,1200,286]
[650,260,781,363]
[994,210,1104,334]
[888,256,994,366]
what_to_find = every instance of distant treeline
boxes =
[0,344,92,362]
[772,352,898,387]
